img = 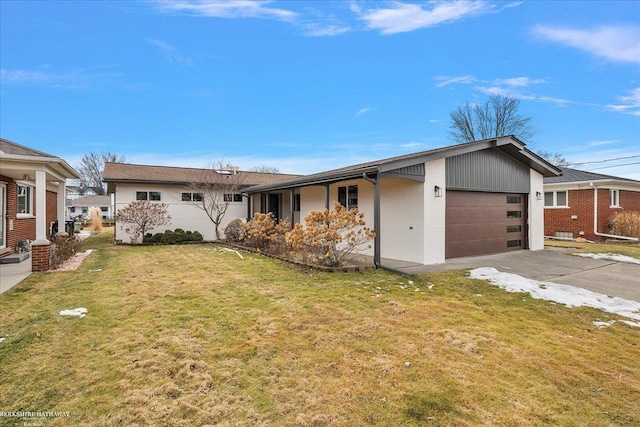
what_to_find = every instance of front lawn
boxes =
[1,229,638,426]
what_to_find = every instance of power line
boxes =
[586,161,640,171]
[568,154,640,166]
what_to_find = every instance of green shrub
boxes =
[142,229,204,244]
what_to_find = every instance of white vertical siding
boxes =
[424,159,446,264]
[328,179,375,256]
[528,170,545,250]
[379,178,424,263]
[300,186,326,215]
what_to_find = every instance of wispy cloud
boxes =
[606,87,640,116]
[533,24,640,65]
[354,1,499,35]
[303,23,350,37]
[588,140,620,147]
[154,0,297,22]
[433,75,476,88]
[0,66,120,89]
[146,38,193,66]
[355,107,373,118]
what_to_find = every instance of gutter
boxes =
[590,183,639,242]
[362,173,381,269]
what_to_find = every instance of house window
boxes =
[338,185,358,209]
[610,189,620,207]
[136,191,162,201]
[17,185,32,214]
[544,191,568,207]
[223,193,243,202]
[182,192,203,202]
[293,194,301,212]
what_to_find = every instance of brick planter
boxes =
[31,241,51,271]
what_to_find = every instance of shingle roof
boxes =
[544,167,640,184]
[102,162,302,187]
[71,195,111,206]
[245,136,561,193]
[0,138,57,157]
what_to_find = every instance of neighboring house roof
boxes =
[102,162,302,188]
[71,195,111,207]
[67,185,104,195]
[0,137,80,180]
[544,167,640,185]
[246,136,561,193]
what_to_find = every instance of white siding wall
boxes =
[424,159,446,264]
[528,169,545,250]
[379,178,424,263]
[114,183,247,243]
[328,179,375,256]
[299,186,326,214]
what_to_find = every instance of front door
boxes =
[268,194,280,222]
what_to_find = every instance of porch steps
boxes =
[0,253,31,264]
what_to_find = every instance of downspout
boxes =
[362,173,382,269]
[590,183,638,242]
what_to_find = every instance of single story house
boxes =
[245,136,561,267]
[543,167,640,241]
[68,194,114,220]
[0,138,80,271]
[102,162,301,243]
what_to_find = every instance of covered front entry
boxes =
[445,191,526,259]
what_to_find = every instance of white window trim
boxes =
[544,190,569,208]
[610,189,620,208]
[16,183,35,218]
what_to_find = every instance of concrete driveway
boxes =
[393,247,640,302]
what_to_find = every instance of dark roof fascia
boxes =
[245,136,561,193]
[103,177,261,190]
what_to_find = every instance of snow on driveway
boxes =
[469,267,640,324]
[573,252,640,265]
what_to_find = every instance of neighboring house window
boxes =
[544,191,567,207]
[223,193,243,202]
[338,185,358,209]
[136,191,161,201]
[610,189,620,207]
[293,194,301,212]
[17,185,32,214]
[182,192,203,202]
[71,207,76,213]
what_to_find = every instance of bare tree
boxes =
[249,165,280,173]
[115,200,171,243]
[537,150,570,167]
[449,95,535,143]
[77,152,127,194]
[188,161,245,240]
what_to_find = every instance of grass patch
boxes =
[0,229,639,426]
[545,240,640,258]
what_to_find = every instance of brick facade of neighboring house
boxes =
[1,138,79,271]
[544,168,640,241]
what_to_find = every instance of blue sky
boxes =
[1,1,639,179]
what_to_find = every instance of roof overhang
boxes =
[0,153,80,182]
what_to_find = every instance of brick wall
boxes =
[2,176,37,257]
[46,190,58,231]
[32,242,51,271]
[544,188,640,241]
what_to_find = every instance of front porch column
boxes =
[32,169,51,271]
[57,180,66,234]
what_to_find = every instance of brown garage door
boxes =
[446,191,526,259]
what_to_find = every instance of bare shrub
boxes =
[610,211,640,238]
[224,219,246,243]
[50,236,82,269]
[89,206,103,233]
[116,201,171,243]
[285,202,375,267]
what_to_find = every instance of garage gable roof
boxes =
[245,136,560,193]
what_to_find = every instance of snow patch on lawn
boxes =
[469,267,640,322]
[573,252,640,264]
[59,307,88,318]
[0,337,5,343]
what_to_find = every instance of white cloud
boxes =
[146,38,193,66]
[154,0,297,21]
[355,1,492,35]
[494,77,547,87]
[433,75,476,88]
[355,107,373,117]
[0,66,120,89]
[606,87,640,116]
[588,140,620,147]
[533,24,640,65]
[303,23,350,37]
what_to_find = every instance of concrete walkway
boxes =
[0,259,32,295]
[384,247,640,302]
